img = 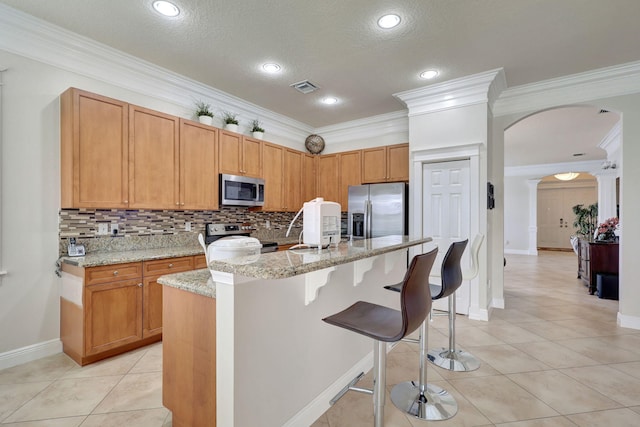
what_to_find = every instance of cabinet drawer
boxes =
[193,254,208,269]
[143,256,194,276]
[86,262,143,286]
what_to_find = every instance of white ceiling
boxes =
[0,0,635,166]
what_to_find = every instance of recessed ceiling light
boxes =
[377,14,401,29]
[420,69,439,80]
[262,63,281,73]
[322,97,338,105]
[153,1,180,17]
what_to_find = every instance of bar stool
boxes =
[323,249,439,427]
[427,238,482,372]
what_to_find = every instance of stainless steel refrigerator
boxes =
[347,182,408,238]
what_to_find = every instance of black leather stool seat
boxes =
[323,301,404,342]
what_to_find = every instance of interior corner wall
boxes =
[488,113,504,309]
[503,176,531,252]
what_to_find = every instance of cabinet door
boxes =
[317,154,340,202]
[61,88,129,208]
[218,130,242,175]
[143,276,163,338]
[242,136,263,178]
[387,144,409,182]
[284,149,303,212]
[85,279,143,355]
[302,154,317,203]
[338,150,361,210]
[262,142,284,211]
[180,120,219,210]
[129,105,180,209]
[361,147,387,183]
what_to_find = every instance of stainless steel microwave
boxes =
[220,174,265,207]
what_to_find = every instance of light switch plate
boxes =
[97,224,108,235]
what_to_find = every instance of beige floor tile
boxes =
[163,412,172,427]
[511,340,599,369]
[595,334,640,354]
[609,361,640,379]
[324,387,413,427]
[448,375,558,423]
[0,354,77,384]
[552,319,632,338]
[62,349,145,379]
[495,416,578,426]
[630,406,640,415]
[561,365,640,406]
[0,416,86,426]
[129,342,163,373]
[467,344,552,374]
[80,408,169,427]
[476,322,547,344]
[310,413,330,427]
[433,353,502,380]
[452,327,507,347]
[385,347,445,386]
[517,321,587,341]
[491,308,545,323]
[92,372,162,414]
[3,376,122,423]
[556,337,640,364]
[567,408,640,426]
[0,382,52,422]
[507,370,621,414]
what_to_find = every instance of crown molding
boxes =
[0,3,312,143]
[494,61,640,117]
[504,160,603,178]
[314,110,408,144]
[598,120,622,157]
[393,68,506,116]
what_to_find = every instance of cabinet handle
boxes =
[138,283,143,287]
[176,202,180,206]
[123,200,128,204]
[168,263,173,268]
[113,271,118,276]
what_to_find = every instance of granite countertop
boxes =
[59,245,204,267]
[157,235,429,299]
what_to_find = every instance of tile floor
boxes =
[1,251,639,426]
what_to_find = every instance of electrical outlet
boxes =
[97,224,109,235]
[110,223,119,236]
[185,221,192,231]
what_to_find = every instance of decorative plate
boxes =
[305,134,325,154]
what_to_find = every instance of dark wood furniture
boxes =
[577,238,619,294]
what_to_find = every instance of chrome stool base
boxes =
[427,348,481,372]
[390,380,458,420]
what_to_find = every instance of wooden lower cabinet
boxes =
[61,254,199,365]
[163,285,216,427]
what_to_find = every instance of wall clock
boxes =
[305,134,325,154]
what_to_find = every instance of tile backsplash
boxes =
[58,208,304,255]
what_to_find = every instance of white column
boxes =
[527,179,541,256]
[594,170,618,222]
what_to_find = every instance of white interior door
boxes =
[423,160,470,314]
[537,186,596,249]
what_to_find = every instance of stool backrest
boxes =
[400,248,438,338]
[437,239,468,299]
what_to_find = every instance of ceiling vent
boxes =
[290,80,319,94]
[599,109,610,114]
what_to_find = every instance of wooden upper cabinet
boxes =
[128,105,180,209]
[284,149,304,212]
[61,88,129,208]
[386,143,409,182]
[218,131,262,177]
[302,154,317,203]
[361,143,409,183]
[242,136,263,178]
[338,150,361,210]
[179,120,219,210]
[262,142,284,211]
[317,154,340,203]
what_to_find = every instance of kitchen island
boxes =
[158,235,431,427]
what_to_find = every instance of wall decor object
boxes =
[305,134,325,154]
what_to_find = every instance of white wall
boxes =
[504,176,530,252]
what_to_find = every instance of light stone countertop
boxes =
[158,235,430,298]
[59,245,204,267]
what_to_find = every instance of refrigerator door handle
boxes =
[366,200,373,238]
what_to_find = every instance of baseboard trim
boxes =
[0,339,63,370]
[468,306,490,321]
[617,312,640,330]
[492,298,505,310]
[282,349,375,427]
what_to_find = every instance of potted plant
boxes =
[194,101,214,126]
[222,111,239,132]
[572,203,598,239]
[250,119,265,139]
